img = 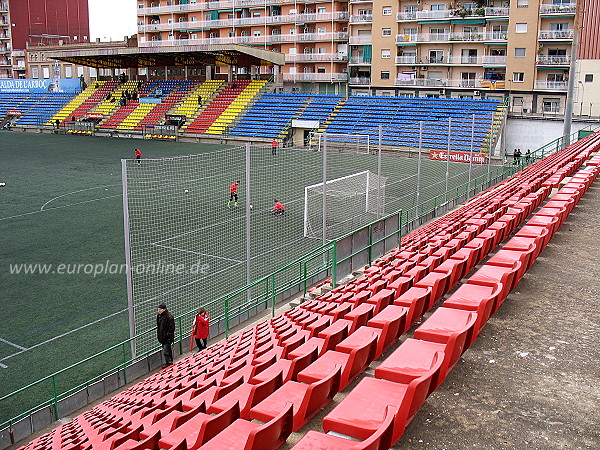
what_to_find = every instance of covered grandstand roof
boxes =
[45,44,285,69]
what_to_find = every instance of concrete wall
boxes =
[504,118,599,156]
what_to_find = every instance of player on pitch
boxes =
[228,180,240,208]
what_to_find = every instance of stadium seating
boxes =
[17,128,600,450]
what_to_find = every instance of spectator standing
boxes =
[157,303,175,368]
[272,199,285,215]
[192,307,210,352]
[271,139,278,156]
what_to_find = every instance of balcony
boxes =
[349,56,372,65]
[539,3,577,14]
[13,64,26,71]
[536,55,571,65]
[416,10,452,20]
[283,72,348,82]
[349,15,372,23]
[395,55,417,64]
[139,12,349,33]
[449,32,485,42]
[395,34,417,43]
[286,53,348,62]
[349,77,371,85]
[482,55,507,65]
[0,2,8,11]
[349,35,373,45]
[534,80,568,90]
[484,7,509,16]
[140,32,348,47]
[539,30,573,40]
[394,77,446,87]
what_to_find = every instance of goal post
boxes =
[304,170,387,240]
[312,132,371,154]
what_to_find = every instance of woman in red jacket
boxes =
[192,307,210,352]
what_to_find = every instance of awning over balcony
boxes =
[44,44,284,69]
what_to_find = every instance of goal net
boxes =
[304,170,387,240]
[311,132,371,154]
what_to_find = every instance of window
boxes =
[318,27,326,34]
[65,66,72,78]
[461,49,477,63]
[515,48,526,57]
[253,12,260,17]
[515,23,527,33]
[431,4,446,11]
[358,9,372,15]
[381,71,390,80]
[381,49,391,58]
[382,6,392,15]
[585,74,593,82]
[543,98,560,113]
[318,7,326,14]
[318,47,326,53]
[550,23,569,30]
[77,66,84,77]
[253,30,261,36]
[382,28,392,36]
[31,67,39,78]
[317,67,326,73]
[404,27,417,37]
[405,5,418,13]
[461,72,476,87]
[517,0,528,7]
[42,67,50,79]
[167,18,174,23]
[512,97,524,107]
[429,49,444,63]
[90,67,97,77]
[513,72,524,82]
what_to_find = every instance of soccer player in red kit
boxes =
[134,148,142,164]
[228,180,240,208]
[271,199,285,215]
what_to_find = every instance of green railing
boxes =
[2,127,597,434]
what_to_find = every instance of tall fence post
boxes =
[331,241,338,288]
[224,297,230,338]
[51,375,59,420]
[446,117,451,201]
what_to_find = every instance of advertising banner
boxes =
[429,149,487,164]
[0,79,81,93]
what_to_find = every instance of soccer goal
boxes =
[312,132,371,154]
[304,170,387,240]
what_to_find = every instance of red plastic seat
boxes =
[414,271,451,311]
[336,302,376,333]
[466,261,522,304]
[292,405,395,450]
[322,354,442,442]
[249,366,341,431]
[366,288,395,314]
[251,347,318,384]
[375,338,446,393]
[387,275,413,298]
[297,332,377,390]
[442,282,503,342]
[287,321,349,359]
[367,304,409,348]
[393,286,431,328]
[201,403,293,450]
[413,307,478,364]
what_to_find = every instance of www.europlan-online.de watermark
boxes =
[8,260,211,277]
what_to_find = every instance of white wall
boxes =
[504,118,599,155]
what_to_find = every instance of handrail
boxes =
[3,127,596,432]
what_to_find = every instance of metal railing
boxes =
[3,126,598,437]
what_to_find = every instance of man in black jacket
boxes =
[157,303,175,367]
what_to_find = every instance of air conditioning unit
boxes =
[473,90,480,96]
[523,108,530,113]
[422,66,428,71]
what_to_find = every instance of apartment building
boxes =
[350,0,579,115]
[0,0,90,79]
[136,0,351,93]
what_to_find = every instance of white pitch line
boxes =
[0,195,122,222]
[151,243,245,263]
[0,337,28,351]
[0,308,127,366]
[40,184,121,211]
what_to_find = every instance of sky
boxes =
[88,0,137,42]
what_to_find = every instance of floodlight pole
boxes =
[377,124,383,218]
[416,121,423,220]
[121,159,136,358]
[245,143,252,302]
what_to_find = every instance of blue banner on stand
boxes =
[0,79,81,93]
